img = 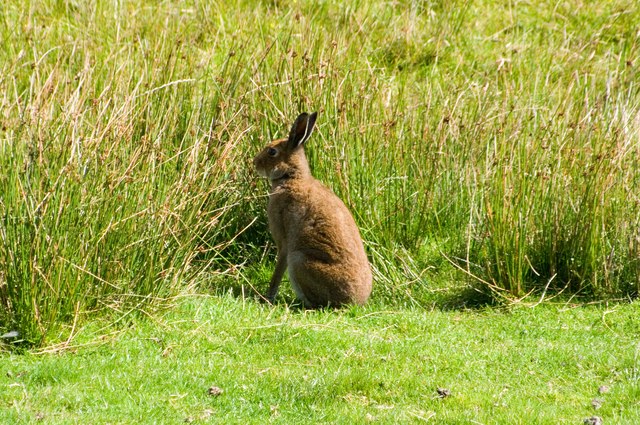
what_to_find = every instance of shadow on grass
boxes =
[201,259,499,313]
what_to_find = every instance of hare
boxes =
[253,112,372,307]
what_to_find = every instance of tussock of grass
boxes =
[0,1,254,344]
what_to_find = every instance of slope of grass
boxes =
[1,294,639,424]
[0,0,638,345]
[1,3,639,422]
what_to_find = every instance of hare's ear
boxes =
[288,112,317,150]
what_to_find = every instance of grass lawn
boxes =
[2,294,639,424]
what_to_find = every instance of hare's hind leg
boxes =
[288,251,354,307]
[287,251,315,306]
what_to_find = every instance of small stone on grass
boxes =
[591,398,603,410]
[584,416,603,425]
[436,388,451,398]
[208,386,223,396]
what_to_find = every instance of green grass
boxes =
[1,0,640,422]
[1,0,639,343]
[1,294,640,424]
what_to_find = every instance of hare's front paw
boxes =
[259,292,276,305]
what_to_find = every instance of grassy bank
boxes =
[1,0,639,342]
[2,1,640,423]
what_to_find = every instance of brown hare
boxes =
[253,112,372,307]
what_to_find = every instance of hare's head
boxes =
[253,112,318,183]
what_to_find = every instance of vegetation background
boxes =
[0,0,639,423]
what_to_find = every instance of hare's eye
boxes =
[267,147,278,157]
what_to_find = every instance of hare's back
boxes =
[280,179,372,306]
[287,179,365,258]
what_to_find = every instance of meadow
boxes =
[0,0,639,423]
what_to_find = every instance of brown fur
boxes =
[253,112,372,307]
